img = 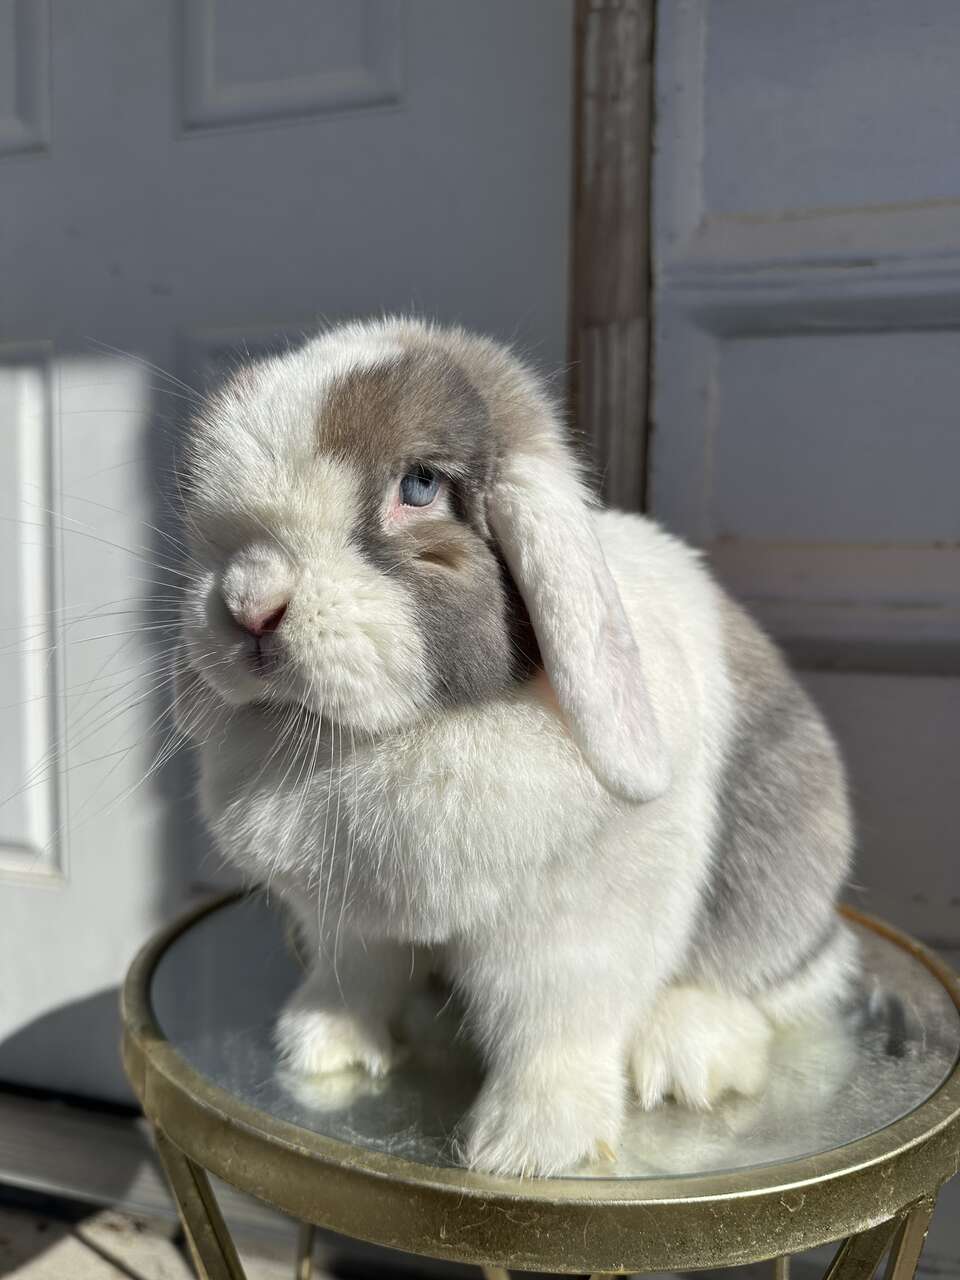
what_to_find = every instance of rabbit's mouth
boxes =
[246,631,282,675]
[186,621,430,739]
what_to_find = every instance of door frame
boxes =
[569,0,657,512]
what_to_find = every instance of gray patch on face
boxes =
[319,350,490,473]
[684,595,854,997]
[317,351,539,707]
[407,549,534,705]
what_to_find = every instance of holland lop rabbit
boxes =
[176,318,856,1177]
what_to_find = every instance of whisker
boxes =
[84,338,203,403]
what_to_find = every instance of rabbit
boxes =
[174,316,857,1177]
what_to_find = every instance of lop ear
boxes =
[488,448,671,803]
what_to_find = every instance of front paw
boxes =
[463,1066,624,1177]
[275,1002,395,1079]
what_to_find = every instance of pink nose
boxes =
[234,601,288,638]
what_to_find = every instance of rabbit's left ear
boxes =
[488,447,671,803]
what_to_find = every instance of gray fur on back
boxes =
[684,596,854,994]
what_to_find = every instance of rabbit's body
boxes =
[177,319,855,1176]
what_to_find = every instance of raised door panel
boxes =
[180,0,402,131]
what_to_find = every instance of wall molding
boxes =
[712,542,960,675]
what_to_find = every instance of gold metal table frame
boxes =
[121,894,960,1280]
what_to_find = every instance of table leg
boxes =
[296,1222,317,1280]
[882,1200,936,1280]
[154,1128,248,1280]
[774,1257,791,1280]
[821,1201,940,1280]
[822,1219,903,1280]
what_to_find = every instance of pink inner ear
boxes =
[529,667,562,715]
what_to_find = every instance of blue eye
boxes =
[399,464,440,507]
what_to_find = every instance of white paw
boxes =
[275,1003,395,1079]
[631,985,772,1110]
[463,1065,624,1178]
[280,1064,389,1112]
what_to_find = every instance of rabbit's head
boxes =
[179,319,668,802]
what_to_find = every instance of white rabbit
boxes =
[175,318,857,1177]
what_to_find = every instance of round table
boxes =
[121,893,960,1280]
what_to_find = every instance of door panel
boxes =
[701,1,960,214]
[180,0,403,129]
[0,0,572,1100]
[652,0,960,944]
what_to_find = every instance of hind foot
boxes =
[631,985,772,1110]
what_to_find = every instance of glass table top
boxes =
[151,895,960,1180]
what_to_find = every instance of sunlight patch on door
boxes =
[0,351,63,878]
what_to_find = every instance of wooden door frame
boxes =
[569,0,657,513]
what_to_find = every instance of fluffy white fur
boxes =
[631,985,772,1111]
[489,452,671,802]
[176,318,855,1178]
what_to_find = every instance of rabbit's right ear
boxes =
[487,446,671,804]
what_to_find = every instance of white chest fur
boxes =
[197,675,616,944]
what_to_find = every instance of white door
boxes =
[651,1,960,952]
[0,0,572,1101]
